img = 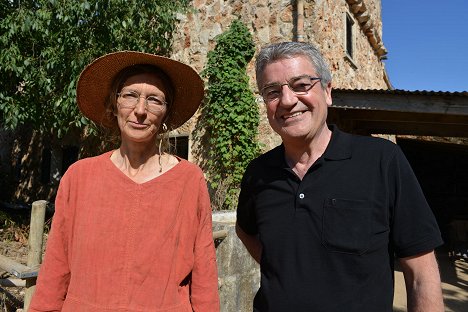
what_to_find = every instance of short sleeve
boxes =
[389,146,443,258]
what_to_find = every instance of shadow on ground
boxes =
[393,248,468,312]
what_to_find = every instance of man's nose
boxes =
[279,85,298,106]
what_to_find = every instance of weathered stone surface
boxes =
[356,11,370,24]
[213,211,260,312]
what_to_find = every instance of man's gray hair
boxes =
[255,42,332,90]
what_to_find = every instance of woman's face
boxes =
[115,72,168,145]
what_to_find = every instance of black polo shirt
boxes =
[237,125,443,312]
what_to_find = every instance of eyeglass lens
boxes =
[262,75,321,102]
[118,91,166,113]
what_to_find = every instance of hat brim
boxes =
[77,51,204,130]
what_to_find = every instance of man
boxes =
[236,42,444,312]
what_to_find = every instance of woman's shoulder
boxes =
[64,151,113,175]
[172,157,208,182]
[176,157,203,174]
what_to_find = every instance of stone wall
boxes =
[170,0,389,152]
[171,8,391,309]
[213,211,260,312]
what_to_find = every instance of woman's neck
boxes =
[118,139,159,169]
[110,140,167,183]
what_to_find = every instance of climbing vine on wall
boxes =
[198,19,261,210]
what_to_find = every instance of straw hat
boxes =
[77,51,204,130]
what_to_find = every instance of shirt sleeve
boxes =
[389,146,444,258]
[29,173,71,312]
[190,175,220,312]
[236,162,258,235]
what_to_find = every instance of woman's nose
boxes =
[134,97,147,115]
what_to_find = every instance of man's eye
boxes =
[265,88,280,97]
[291,83,311,92]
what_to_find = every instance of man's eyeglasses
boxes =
[261,75,322,103]
[117,91,167,114]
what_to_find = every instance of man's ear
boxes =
[325,82,333,106]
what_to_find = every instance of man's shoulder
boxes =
[340,130,398,154]
[250,145,283,167]
[243,145,283,179]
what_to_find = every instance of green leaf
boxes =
[194,19,260,210]
[0,0,189,136]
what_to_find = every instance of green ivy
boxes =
[0,0,189,137]
[198,19,261,210]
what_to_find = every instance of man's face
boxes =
[259,56,332,144]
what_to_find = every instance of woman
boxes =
[29,51,220,311]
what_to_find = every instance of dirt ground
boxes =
[393,248,468,312]
[0,240,28,311]
[0,242,467,311]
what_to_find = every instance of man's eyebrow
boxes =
[262,74,313,87]
[262,81,281,88]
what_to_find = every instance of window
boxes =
[169,135,189,160]
[345,12,355,59]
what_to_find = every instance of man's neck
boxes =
[283,125,332,180]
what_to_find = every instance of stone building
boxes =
[166,1,394,311]
[1,0,392,204]
[1,1,467,310]
[168,0,391,158]
[165,2,468,311]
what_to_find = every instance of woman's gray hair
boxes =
[255,42,332,90]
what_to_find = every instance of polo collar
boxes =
[265,124,352,167]
[322,124,352,161]
[265,144,289,168]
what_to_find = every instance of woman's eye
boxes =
[122,92,138,99]
[147,96,164,105]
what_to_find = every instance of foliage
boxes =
[0,0,189,137]
[199,19,261,210]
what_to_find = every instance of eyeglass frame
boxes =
[260,75,322,103]
[116,90,167,114]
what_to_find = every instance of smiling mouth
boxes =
[282,111,305,120]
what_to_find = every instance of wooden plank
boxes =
[24,200,47,311]
[328,106,468,137]
[213,230,228,240]
[332,90,468,116]
[0,254,37,279]
[0,278,26,287]
[27,200,46,267]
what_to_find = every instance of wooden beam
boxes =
[0,254,38,279]
[24,200,47,311]
[332,90,468,116]
[0,278,26,287]
[213,230,228,240]
[328,101,468,137]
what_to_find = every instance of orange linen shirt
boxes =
[29,152,220,312]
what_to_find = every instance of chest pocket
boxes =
[322,197,372,255]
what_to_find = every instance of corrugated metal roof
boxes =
[334,88,468,97]
[328,88,468,137]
